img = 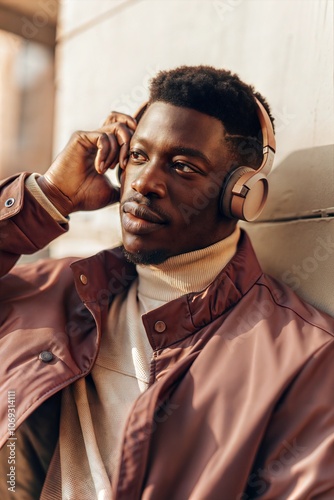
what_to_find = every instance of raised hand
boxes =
[37,112,137,216]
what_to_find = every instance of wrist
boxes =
[37,175,73,217]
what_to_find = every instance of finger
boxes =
[113,123,134,163]
[94,123,134,172]
[119,141,130,169]
[114,123,133,146]
[100,122,134,146]
[94,132,111,174]
[101,123,134,169]
[103,133,120,171]
[103,111,137,131]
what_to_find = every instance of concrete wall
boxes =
[50,0,333,258]
[0,30,55,178]
[54,0,333,159]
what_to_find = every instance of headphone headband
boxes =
[134,101,149,121]
[254,97,276,176]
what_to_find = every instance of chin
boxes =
[122,247,169,266]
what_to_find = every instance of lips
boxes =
[121,201,168,235]
[123,202,167,224]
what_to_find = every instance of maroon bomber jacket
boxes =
[0,173,334,499]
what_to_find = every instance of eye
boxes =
[128,149,147,164]
[172,162,199,174]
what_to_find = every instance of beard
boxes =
[122,247,169,266]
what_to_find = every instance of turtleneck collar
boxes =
[137,226,240,303]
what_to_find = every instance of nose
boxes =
[130,162,167,198]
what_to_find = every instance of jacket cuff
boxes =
[25,173,69,224]
[0,172,68,251]
[36,175,73,217]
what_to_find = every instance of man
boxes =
[0,66,333,499]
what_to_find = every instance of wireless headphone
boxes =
[116,97,276,222]
[220,97,276,221]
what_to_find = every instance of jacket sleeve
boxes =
[0,173,68,277]
[243,339,334,499]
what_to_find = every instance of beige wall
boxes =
[50,0,333,258]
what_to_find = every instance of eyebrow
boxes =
[132,136,213,168]
[170,146,213,167]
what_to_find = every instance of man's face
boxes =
[119,102,236,265]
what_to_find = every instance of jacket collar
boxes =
[70,230,263,349]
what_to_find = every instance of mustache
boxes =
[120,193,171,222]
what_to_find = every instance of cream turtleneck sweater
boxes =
[137,227,240,303]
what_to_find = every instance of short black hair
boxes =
[148,65,275,169]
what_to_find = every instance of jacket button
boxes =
[80,274,88,285]
[5,198,15,208]
[39,351,54,362]
[154,321,166,333]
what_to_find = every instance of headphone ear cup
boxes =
[220,166,268,221]
[220,166,253,219]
